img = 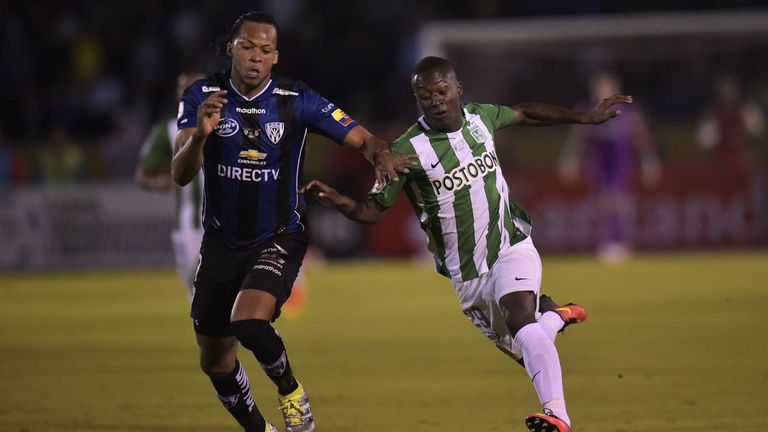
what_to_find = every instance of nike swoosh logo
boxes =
[531,369,542,382]
[555,307,572,315]
[430,160,442,168]
[515,277,528,281]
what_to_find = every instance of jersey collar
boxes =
[227,78,274,102]
[417,107,470,134]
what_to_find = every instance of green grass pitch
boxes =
[1,251,767,431]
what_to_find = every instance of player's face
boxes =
[412,71,463,132]
[227,21,279,94]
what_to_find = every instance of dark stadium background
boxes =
[1,0,767,270]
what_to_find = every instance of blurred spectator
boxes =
[559,71,660,263]
[696,74,765,171]
[38,124,85,184]
[0,128,26,185]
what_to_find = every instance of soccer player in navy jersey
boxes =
[172,11,415,432]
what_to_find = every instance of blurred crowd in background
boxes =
[1,0,767,186]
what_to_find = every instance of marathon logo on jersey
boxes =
[202,86,221,93]
[431,150,499,195]
[218,164,279,182]
[331,108,353,127]
[236,107,266,114]
[265,122,284,144]
[215,118,239,137]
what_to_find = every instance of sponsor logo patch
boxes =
[202,86,221,93]
[431,150,499,195]
[236,107,266,114]
[272,88,299,96]
[238,149,267,161]
[215,117,239,137]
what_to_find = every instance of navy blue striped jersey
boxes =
[177,74,359,249]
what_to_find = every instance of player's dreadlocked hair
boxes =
[413,56,456,76]
[224,11,280,46]
[209,11,280,77]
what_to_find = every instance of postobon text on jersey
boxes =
[431,150,499,195]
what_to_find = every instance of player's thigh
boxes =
[454,275,524,361]
[172,229,204,285]
[491,237,542,304]
[240,232,308,321]
[192,233,244,337]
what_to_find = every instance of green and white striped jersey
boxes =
[138,118,204,232]
[371,103,531,282]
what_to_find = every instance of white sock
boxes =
[538,311,565,342]
[514,323,570,426]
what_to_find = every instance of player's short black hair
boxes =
[413,56,456,77]
[226,11,280,46]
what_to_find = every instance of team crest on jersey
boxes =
[468,123,486,143]
[215,118,239,137]
[265,122,284,144]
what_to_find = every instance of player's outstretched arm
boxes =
[342,125,418,184]
[513,94,633,126]
[300,179,387,224]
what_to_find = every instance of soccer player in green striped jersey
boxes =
[303,56,631,432]
[136,72,206,301]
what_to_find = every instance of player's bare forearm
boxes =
[172,129,206,186]
[336,197,384,224]
[343,125,418,183]
[301,179,386,224]
[513,94,632,126]
[514,103,590,126]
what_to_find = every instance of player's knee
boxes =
[499,291,537,336]
[230,319,277,352]
[199,349,237,377]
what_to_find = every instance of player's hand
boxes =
[373,149,419,184]
[196,91,228,137]
[585,94,633,124]
[300,179,347,209]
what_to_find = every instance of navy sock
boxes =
[210,360,267,431]
[231,319,299,395]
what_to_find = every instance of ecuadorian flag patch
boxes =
[331,108,353,126]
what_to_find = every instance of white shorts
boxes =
[452,236,542,360]
[171,228,204,299]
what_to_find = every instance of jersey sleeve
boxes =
[300,88,359,144]
[369,173,409,209]
[368,141,412,208]
[138,121,172,173]
[177,81,206,130]
[477,103,518,131]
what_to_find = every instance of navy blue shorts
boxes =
[191,231,307,337]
